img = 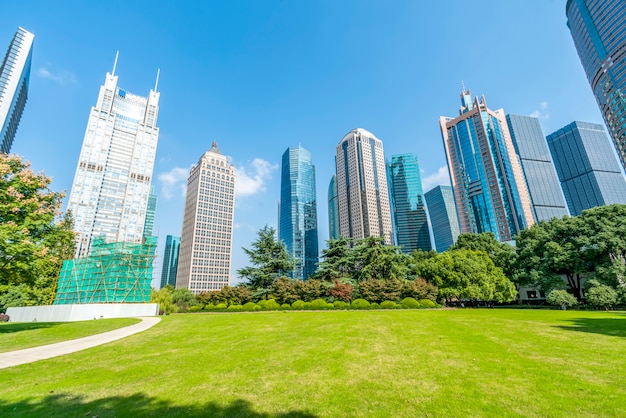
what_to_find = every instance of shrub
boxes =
[257,300,269,310]
[227,304,243,311]
[400,297,420,309]
[380,300,398,309]
[402,278,438,302]
[310,299,330,310]
[369,302,379,309]
[188,306,202,313]
[265,299,281,310]
[333,300,348,309]
[418,299,436,308]
[302,302,312,310]
[587,285,618,309]
[291,300,306,310]
[242,302,260,311]
[546,290,578,309]
[280,303,291,310]
[351,298,370,309]
[202,303,216,311]
[214,303,227,310]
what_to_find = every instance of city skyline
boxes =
[1,1,618,286]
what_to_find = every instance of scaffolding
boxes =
[54,237,157,304]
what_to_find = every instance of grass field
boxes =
[0,317,140,353]
[1,309,625,417]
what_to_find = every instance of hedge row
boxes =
[189,297,438,312]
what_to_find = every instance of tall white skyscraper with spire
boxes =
[67,55,160,258]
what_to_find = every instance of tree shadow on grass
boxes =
[0,393,318,418]
[555,313,626,338]
[0,322,56,333]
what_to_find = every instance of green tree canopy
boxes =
[237,226,295,289]
[450,232,516,278]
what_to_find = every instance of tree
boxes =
[358,279,403,303]
[237,226,295,289]
[546,290,578,310]
[171,288,198,312]
[450,232,516,278]
[0,154,75,305]
[401,278,438,302]
[585,280,618,310]
[314,237,353,281]
[270,277,299,305]
[150,286,176,314]
[351,237,409,282]
[416,249,516,303]
[329,279,354,303]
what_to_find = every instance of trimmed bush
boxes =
[242,302,261,311]
[400,297,420,309]
[302,302,312,310]
[418,299,436,308]
[188,306,202,313]
[291,300,306,310]
[587,285,618,309]
[227,304,243,311]
[547,290,578,309]
[370,302,379,309]
[333,301,348,309]
[280,303,291,310]
[257,300,269,310]
[202,304,216,311]
[310,299,330,310]
[351,298,370,309]
[265,299,281,310]
[214,303,227,310]
[380,300,398,309]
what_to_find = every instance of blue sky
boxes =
[1,1,605,286]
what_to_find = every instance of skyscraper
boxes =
[143,186,157,239]
[160,235,180,289]
[279,146,319,280]
[176,142,236,293]
[387,154,432,253]
[566,0,626,171]
[0,27,34,154]
[328,175,340,240]
[506,114,569,221]
[440,89,534,242]
[546,121,626,216]
[67,57,160,258]
[335,128,393,244]
[424,185,461,252]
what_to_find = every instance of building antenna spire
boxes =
[154,68,160,92]
[112,51,119,76]
[461,80,466,94]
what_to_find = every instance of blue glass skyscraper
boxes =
[279,146,319,280]
[546,121,626,216]
[566,0,626,171]
[0,27,34,154]
[160,235,180,288]
[440,89,535,242]
[328,175,340,240]
[506,114,569,221]
[387,154,432,253]
[424,185,461,252]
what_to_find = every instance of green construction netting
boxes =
[54,236,157,304]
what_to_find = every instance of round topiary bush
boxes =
[215,303,227,310]
[547,290,578,309]
[291,300,306,310]
[302,302,312,310]
[202,304,216,311]
[400,297,420,309]
[369,302,379,309]
[311,299,330,310]
[227,304,243,311]
[188,306,202,313]
[265,299,281,310]
[257,300,269,310]
[242,302,260,311]
[280,303,291,310]
[380,300,398,309]
[333,300,348,309]
[418,299,436,308]
[351,298,370,309]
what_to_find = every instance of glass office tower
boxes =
[160,235,180,289]
[424,185,461,252]
[387,154,432,252]
[566,0,626,171]
[0,27,34,154]
[439,89,534,242]
[547,121,626,215]
[506,114,569,221]
[279,146,319,280]
[328,175,340,240]
[335,128,393,244]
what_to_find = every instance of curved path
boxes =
[0,316,160,369]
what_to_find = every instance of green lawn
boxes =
[0,318,140,353]
[1,310,625,417]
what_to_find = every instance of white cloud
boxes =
[37,67,77,85]
[235,158,278,197]
[158,167,190,199]
[422,165,451,193]
[530,101,550,119]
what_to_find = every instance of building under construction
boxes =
[54,237,157,304]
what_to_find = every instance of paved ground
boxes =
[0,316,161,369]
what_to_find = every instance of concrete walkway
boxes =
[0,316,161,369]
